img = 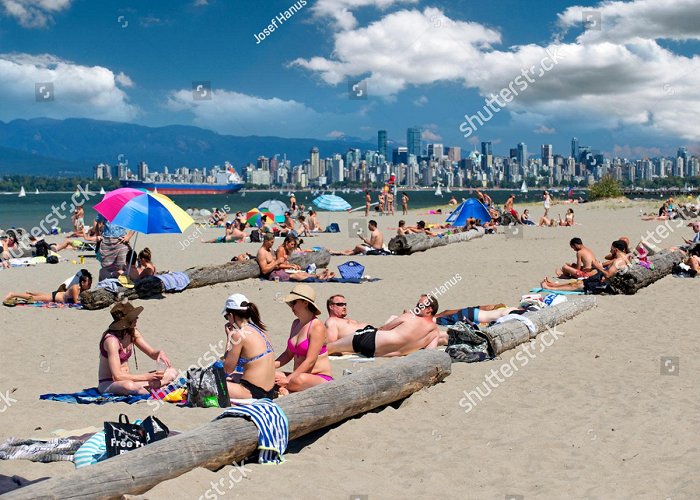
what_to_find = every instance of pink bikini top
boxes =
[287,318,327,357]
[100,332,133,363]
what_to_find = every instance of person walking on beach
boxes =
[378,190,386,215]
[275,284,333,392]
[364,190,371,217]
[387,190,395,215]
[402,192,409,215]
[543,190,552,217]
[94,214,134,281]
[289,193,297,214]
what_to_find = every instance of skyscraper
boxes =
[427,143,444,159]
[571,137,579,160]
[517,143,528,171]
[407,126,421,158]
[309,147,320,180]
[541,144,553,167]
[378,130,388,159]
[446,146,461,162]
[481,141,493,171]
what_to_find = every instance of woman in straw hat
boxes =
[97,301,177,395]
[221,293,277,399]
[275,284,333,392]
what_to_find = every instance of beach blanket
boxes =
[73,431,107,468]
[529,287,584,295]
[156,272,191,292]
[298,277,380,284]
[216,400,288,464]
[15,301,82,309]
[40,388,150,405]
[96,278,121,293]
[0,436,90,463]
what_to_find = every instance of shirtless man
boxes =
[327,295,440,357]
[333,220,384,255]
[555,237,597,278]
[308,210,320,232]
[542,240,631,291]
[387,191,395,215]
[324,294,371,342]
[504,195,522,223]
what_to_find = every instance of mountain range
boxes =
[0,118,375,176]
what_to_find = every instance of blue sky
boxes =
[1,0,699,159]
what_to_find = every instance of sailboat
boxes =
[435,182,443,197]
[34,188,39,194]
[99,187,106,195]
[18,186,26,197]
[520,180,528,194]
[153,186,158,194]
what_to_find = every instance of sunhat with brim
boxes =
[284,284,321,315]
[222,293,249,315]
[109,301,144,330]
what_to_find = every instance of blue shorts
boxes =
[436,307,479,326]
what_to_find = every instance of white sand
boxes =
[1,199,698,499]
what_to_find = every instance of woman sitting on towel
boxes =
[3,269,93,306]
[275,284,333,392]
[98,301,177,395]
[221,294,278,399]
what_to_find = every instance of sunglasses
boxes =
[331,302,347,307]
[288,299,301,307]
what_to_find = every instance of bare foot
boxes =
[277,387,289,397]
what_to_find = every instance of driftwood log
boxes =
[480,296,597,356]
[388,227,485,255]
[6,350,451,499]
[607,249,684,295]
[79,249,332,310]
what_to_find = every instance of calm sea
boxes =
[0,188,584,233]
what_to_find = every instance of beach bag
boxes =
[104,414,148,458]
[46,255,59,264]
[34,239,50,257]
[250,228,262,243]
[186,362,230,408]
[141,416,170,444]
[325,223,340,233]
[337,261,365,280]
[447,321,486,346]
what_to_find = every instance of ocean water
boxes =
[0,188,578,233]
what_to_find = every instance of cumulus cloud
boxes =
[0,53,138,121]
[1,0,72,28]
[534,124,556,135]
[311,0,418,30]
[295,2,700,142]
[166,88,323,138]
[327,130,345,138]
[421,129,441,142]
[413,95,428,107]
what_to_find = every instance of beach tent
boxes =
[445,198,491,226]
[258,199,288,222]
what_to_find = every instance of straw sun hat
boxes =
[284,284,321,315]
[108,300,144,330]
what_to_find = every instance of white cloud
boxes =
[193,0,208,5]
[295,3,700,142]
[534,124,556,135]
[311,0,418,30]
[1,0,72,28]
[421,129,441,142]
[0,53,138,121]
[327,130,345,138]
[166,89,323,138]
[413,95,428,107]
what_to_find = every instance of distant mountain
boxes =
[0,118,375,176]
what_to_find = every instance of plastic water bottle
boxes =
[306,263,317,273]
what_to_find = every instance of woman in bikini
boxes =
[221,294,277,399]
[276,235,334,281]
[97,301,177,395]
[3,269,92,306]
[275,284,333,392]
[559,208,575,226]
[120,247,156,281]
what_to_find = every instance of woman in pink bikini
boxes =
[275,284,333,392]
[97,301,177,395]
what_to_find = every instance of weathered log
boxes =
[607,249,684,295]
[6,350,451,499]
[79,249,332,310]
[479,296,597,356]
[388,227,485,255]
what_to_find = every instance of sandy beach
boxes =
[1,199,699,499]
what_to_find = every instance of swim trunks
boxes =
[574,269,593,278]
[352,325,378,357]
[436,307,479,326]
[268,269,290,282]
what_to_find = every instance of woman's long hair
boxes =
[229,301,267,331]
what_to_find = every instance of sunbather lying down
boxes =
[434,304,521,326]
[3,269,93,306]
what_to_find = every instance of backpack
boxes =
[34,239,50,257]
[250,228,262,243]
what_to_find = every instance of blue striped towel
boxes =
[156,272,191,292]
[216,400,288,464]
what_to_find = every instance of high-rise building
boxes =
[541,144,553,167]
[407,126,421,157]
[517,143,528,171]
[571,137,579,160]
[481,141,493,171]
[427,143,444,160]
[256,156,269,171]
[378,130,388,159]
[393,147,408,165]
[138,161,148,181]
[446,146,461,162]
[309,147,320,180]
[331,154,344,183]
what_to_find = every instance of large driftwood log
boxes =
[607,250,684,295]
[388,227,485,255]
[6,350,451,500]
[480,296,597,356]
[79,249,332,310]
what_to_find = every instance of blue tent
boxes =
[446,198,491,226]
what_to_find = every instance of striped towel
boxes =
[156,272,191,292]
[0,436,89,463]
[216,400,288,464]
[73,431,107,468]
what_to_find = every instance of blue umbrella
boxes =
[312,194,351,211]
[446,198,491,226]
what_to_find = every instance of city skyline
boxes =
[1,0,699,160]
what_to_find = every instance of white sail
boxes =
[435,183,443,197]
[520,180,528,193]
[34,188,39,194]
[99,187,106,195]
[18,186,26,197]
[153,186,158,194]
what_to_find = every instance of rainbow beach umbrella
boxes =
[94,188,194,234]
[246,208,274,227]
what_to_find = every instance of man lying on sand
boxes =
[555,237,597,278]
[202,220,247,243]
[327,294,440,357]
[542,240,631,292]
[324,294,371,342]
[434,304,522,327]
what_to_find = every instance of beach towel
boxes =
[529,287,584,296]
[0,436,90,463]
[40,388,150,405]
[73,431,108,468]
[15,301,82,309]
[494,314,537,334]
[96,278,121,293]
[297,276,380,284]
[156,272,191,292]
[216,400,288,464]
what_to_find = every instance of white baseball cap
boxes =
[222,293,249,315]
